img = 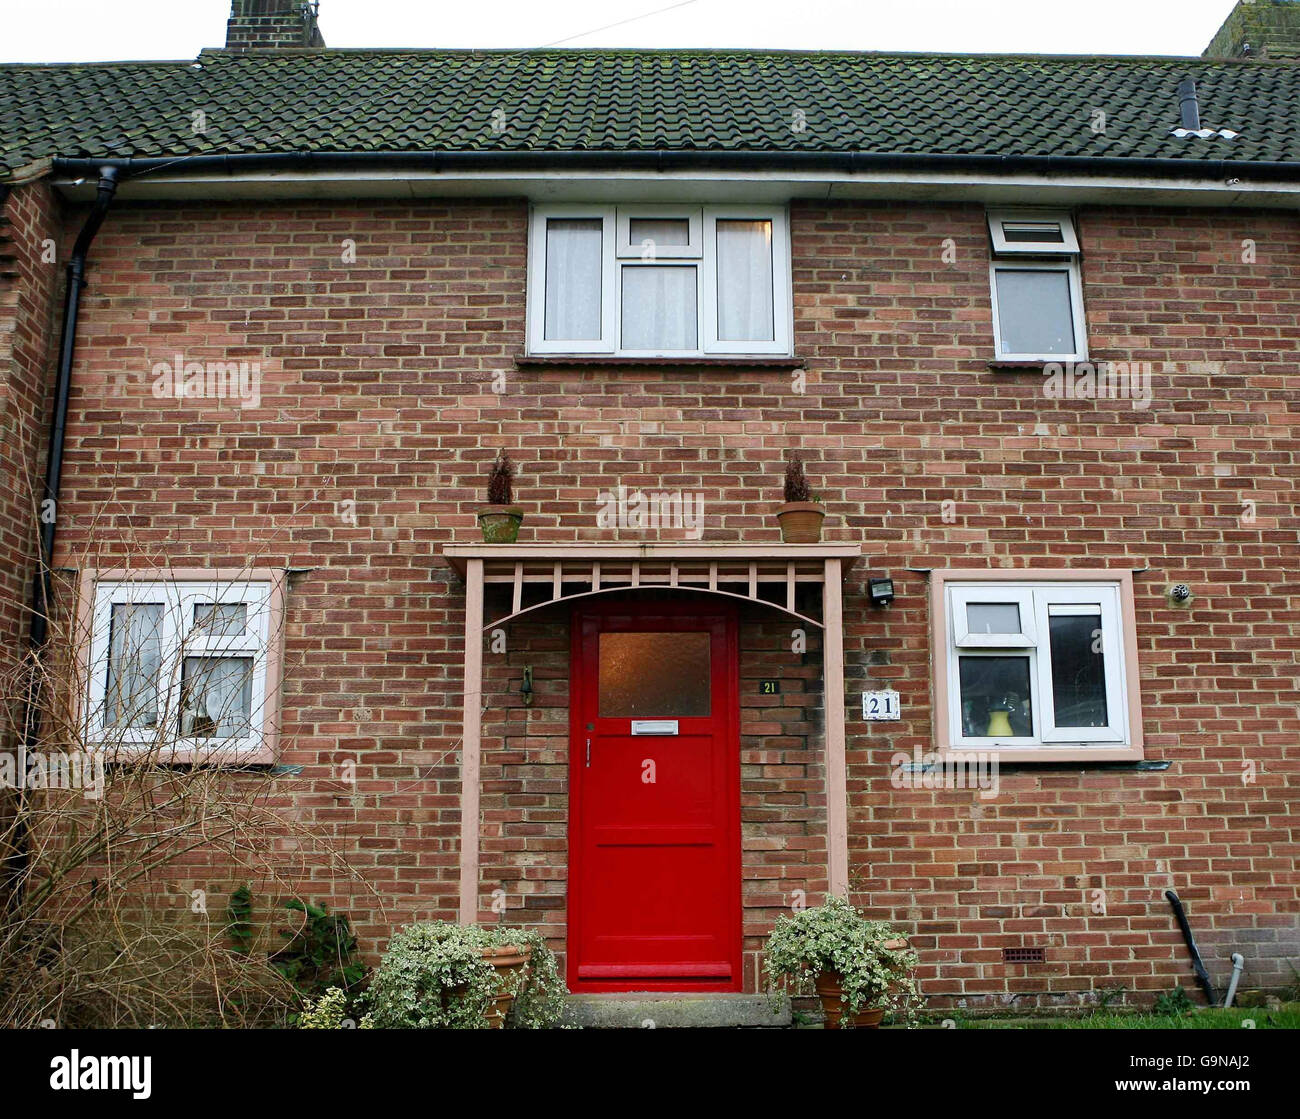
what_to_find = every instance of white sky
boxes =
[1,0,1240,64]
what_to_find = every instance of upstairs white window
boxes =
[528,204,791,357]
[85,577,280,760]
[987,210,1087,362]
[936,575,1141,759]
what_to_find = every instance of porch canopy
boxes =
[442,542,862,921]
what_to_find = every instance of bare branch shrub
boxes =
[0,545,375,1028]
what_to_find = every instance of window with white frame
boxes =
[528,204,791,356]
[987,210,1087,362]
[943,580,1131,750]
[86,578,275,756]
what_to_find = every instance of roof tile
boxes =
[2,48,1298,178]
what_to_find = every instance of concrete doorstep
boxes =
[566,993,793,1029]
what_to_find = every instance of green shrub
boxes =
[225,886,255,957]
[1153,986,1195,1016]
[271,899,366,998]
[506,928,567,1029]
[764,895,922,1025]
[298,986,373,1029]
[363,922,566,1029]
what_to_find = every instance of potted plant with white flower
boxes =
[764,895,921,1029]
[361,921,566,1029]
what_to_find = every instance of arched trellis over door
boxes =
[442,543,863,923]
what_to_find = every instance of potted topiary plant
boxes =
[775,455,825,543]
[764,895,921,1029]
[477,449,523,543]
[362,921,566,1029]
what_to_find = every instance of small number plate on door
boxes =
[862,690,901,721]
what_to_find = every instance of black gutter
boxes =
[6,165,118,909]
[50,148,1300,184]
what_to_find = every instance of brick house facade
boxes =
[0,1,1297,1012]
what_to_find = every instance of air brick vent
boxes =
[1002,946,1046,964]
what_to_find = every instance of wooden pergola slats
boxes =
[446,546,852,633]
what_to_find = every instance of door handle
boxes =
[585,738,591,767]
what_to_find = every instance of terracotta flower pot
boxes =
[477,505,523,544]
[790,993,826,1027]
[814,971,885,1029]
[478,944,532,1029]
[775,502,825,544]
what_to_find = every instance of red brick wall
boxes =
[0,183,61,725]
[46,195,1299,1005]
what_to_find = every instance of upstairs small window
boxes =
[988,212,1079,255]
[528,204,791,357]
[987,210,1087,362]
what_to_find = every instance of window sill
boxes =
[933,744,1143,764]
[85,743,276,768]
[516,354,805,369]
[988,360,1056,373]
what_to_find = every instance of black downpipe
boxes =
[5,166,119,907]
[1165,889,1217,1005]
[29,167,119,651]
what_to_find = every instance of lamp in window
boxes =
[868,577,895,607]
[985,692,1018,738]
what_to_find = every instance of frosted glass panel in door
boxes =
[598,631,711,717]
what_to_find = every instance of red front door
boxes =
[569,601,741,991]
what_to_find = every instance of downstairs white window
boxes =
[934,573,1142,760]
[84,575,282,761]
[527,204,791,357]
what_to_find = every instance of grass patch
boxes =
[958,1005,1299,1030]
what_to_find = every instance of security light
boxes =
[868,577,895,607]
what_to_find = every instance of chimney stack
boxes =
[1204,0,1300,59]
[226,0,325,51]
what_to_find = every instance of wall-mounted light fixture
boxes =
[521,666,534,706]
[868,577,895,607]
